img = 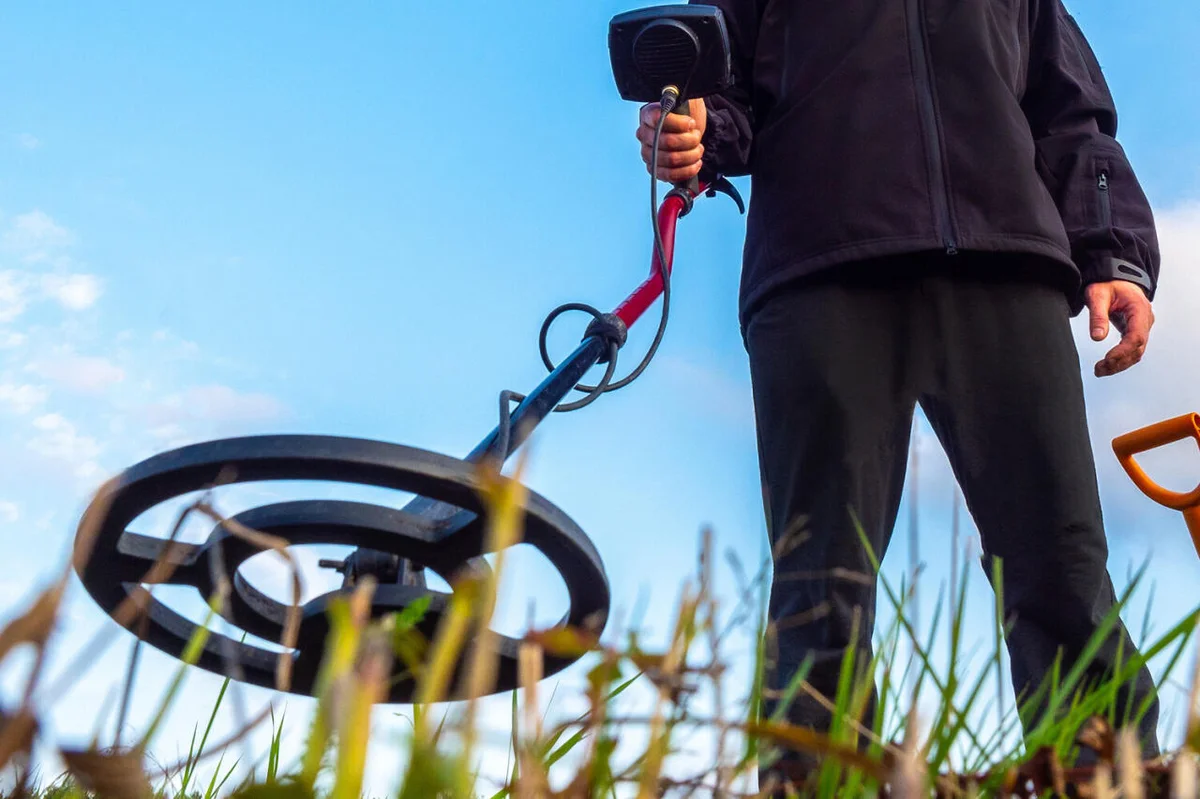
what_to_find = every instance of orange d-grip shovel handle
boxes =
[1112,412,1200,556]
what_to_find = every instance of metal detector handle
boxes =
[1112,412,1200,556]
[671,99,701,196]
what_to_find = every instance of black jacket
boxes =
[697,0,1161,325]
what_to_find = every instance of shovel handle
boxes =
[1114,413,1200,558]
[1112,412,1200,511]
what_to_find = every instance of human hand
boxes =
[636,98,707,183]
[1086,280,1155,377]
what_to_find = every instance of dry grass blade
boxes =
[889,713,926,799]
[745,720,889,784]
[796,679,893,756]
[0,582,64,663]
[61,747,153,799]
[159,702,278,775]
[196,502,304,692]
[463,449,529,736]
[636,585,699,799]
[0,711,37,772]
[43,496,205,705]
[1119,728,1147,799]
[304,578,376,788]
[1078,715,1116,764]
[1172,752,1197,799]
[520,642,544,743]
[0,577,67,785]
[0,579,66,717]
[69,475,120,576]
[1091,764,1117,799]
[516,642,550,798]
[331,625,393,799]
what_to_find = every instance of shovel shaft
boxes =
[1187,507,1200,559]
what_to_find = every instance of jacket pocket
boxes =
[1038,137,1142,249]
[1034,132,1159,289]
[1095,161,1112,230]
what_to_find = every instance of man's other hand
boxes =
[637,99,707,183]
[1086,280,1155,377]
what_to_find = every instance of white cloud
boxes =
[28,413,101,479]
[0,501,18,524]
[41,273,102,310]
[1076,202,1200,415]
[0,383,49,414]
[2,211,73,263]
[1070,201,1200,540]
[29,352,124,394]
[0,272,28,323]
[149,423,188,447]
[657,355,754,427]
[150,328,201,357]
[14,134,40,150]
[0,272,101,327]
[189,384,286,423]
[0,332,26,349]
[148,384,286,427]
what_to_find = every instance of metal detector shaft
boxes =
[396,186,703,529]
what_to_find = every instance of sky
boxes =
[0,0,1197,795]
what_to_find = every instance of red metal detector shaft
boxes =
[613,188,692,328]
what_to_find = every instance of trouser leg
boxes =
[744,269,919,778]
[916,265,1160,757]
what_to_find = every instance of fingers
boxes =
[635,124,703,153]
[636,104,704,182]
[640,140,704,170]
[1086,283,1111,341]
[639,103,698,134]
[1094,292,1154,378]
[644,159,704,184]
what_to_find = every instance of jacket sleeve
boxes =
[692,0,762,181]
[1022,0,1160,302]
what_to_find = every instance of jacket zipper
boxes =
[906,0,958,254]
[1097,170,1112,228]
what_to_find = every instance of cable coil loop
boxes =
[493,97,677,460]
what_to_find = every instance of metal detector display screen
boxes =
[608,4,733,104]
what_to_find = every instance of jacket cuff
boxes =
[1078,253,1156,299]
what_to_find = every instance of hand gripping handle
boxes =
[667,93,701,196]
[1112,412,1200,555]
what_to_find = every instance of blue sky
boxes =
[0,0,1197,793]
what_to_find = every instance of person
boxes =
[636,0,1161,786]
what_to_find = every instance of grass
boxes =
[1,448,1200,798]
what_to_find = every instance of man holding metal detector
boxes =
[635,0,1161,780]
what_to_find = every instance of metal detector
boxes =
[69,4,744,703]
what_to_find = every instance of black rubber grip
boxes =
[669,98,701,195]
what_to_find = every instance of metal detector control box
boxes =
[608,4,733,104]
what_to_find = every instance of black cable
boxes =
[492,90,679,458]
[541,98,676,396]
[591,89,675,393]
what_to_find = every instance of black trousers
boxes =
[744,252,1159,771]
